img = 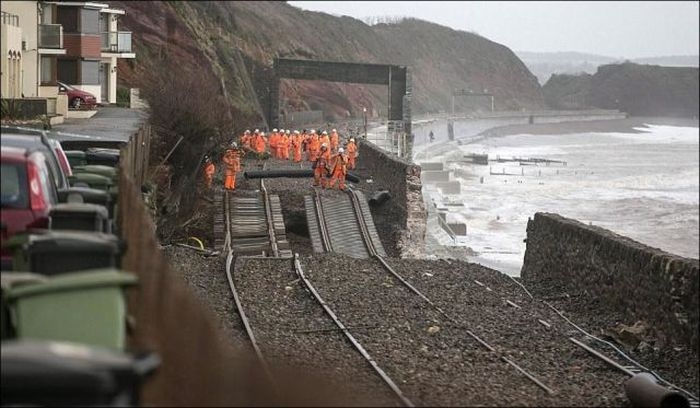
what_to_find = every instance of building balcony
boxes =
[101,31,133,54]
[39,24,65,54]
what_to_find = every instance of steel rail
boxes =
[293,253,415,407]
[507,275,699,403]
[569,337,636,377]
[223,191,279,393]
[260,178,279,257]
[345,187,555,395]
[313,189,333,252]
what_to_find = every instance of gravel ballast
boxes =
[234,256,401,406]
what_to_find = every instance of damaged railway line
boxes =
[206,158,699,406]
[144,138,696,408]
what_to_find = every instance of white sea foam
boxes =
[422,125,700,275]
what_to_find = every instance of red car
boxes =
[1,145,58,270]
[58,81,98,110]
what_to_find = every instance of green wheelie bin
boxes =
[4,269,137,349]
[68,172,113,192]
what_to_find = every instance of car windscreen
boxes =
[1,163,29,209]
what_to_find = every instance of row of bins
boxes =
[1,146,158,406]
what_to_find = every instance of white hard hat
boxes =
[321,143,328,149]
[338,147,344,153]
[273,128,278,132]
[294,130,300,134]
[285,130,290,134]
[332,129,337,133]
[322,131,328,135]
[254,129,260,133]
[311,129,316,134]
[260,132,265,136]
[245,129,251,134]
[231,142,238,148]
[350,138,355,142]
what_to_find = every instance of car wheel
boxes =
[71,98,83,109]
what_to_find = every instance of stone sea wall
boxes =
[359,140,426,258]
[521,212,699,351]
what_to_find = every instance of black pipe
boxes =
[624,373,690,408]
[369,190,392,206]
[244,169,360,183]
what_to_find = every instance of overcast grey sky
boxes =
[288,1,699,59]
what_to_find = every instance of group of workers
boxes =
[202,127,359,191]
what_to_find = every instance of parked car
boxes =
[1,145,59,270]
[1,127,70,191]
[47,138,73,177]
[58,81,98,110]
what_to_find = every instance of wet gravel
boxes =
[523,274,700,397]
[389,258,631,406]
[302,253,561,406]
[234,256,401,406]
[163,246,248,349]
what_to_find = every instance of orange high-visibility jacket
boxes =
[253,134,267,153]
[330,132,339,150]
[223,149,239,175]
[346,141,358,157]
[330,153,348,175]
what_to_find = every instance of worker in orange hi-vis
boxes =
[203,155,216,189]
[346,137,358,170]
[291,130,303,162]
[327,147,349,190]
[313,143,331,188]
[253,130,267,154]
[330,128,339,152]
[276,129,285,159]
[269,128,279,158]
[320,130,330,151]
[282,129,292,160]
[222,142,243,190]
[301,129,310,160]
[240,129,252,151]
[308,130,320,162]
[321,138,332,161]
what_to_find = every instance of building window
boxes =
[40,56,56,85]
[80,9,99,34]
[58,59,100,85]
[41,4,56,24]
[56,7,78,33]
[57,58,78,84]
[81,60,99,84]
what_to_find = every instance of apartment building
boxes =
[1,1,134,109]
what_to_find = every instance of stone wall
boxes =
[359,140,426,258]
[521,212,699,351]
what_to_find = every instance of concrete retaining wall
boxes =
[360,140,426,258]
[521,212,699,351]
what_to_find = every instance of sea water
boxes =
[417,124,699,276]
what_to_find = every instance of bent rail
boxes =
[293,253,415,407]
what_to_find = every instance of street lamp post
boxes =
[363,107,367,140]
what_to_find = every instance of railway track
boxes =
[305,188,386,258]
[305,186,557,399]
[223,187,411,405]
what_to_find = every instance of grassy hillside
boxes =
[113,1,544,126]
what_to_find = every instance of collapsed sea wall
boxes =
[359,140,426,258]
[521,212,699,351]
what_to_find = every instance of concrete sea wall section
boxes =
[521,212,699,352]
[360,140,426,258]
